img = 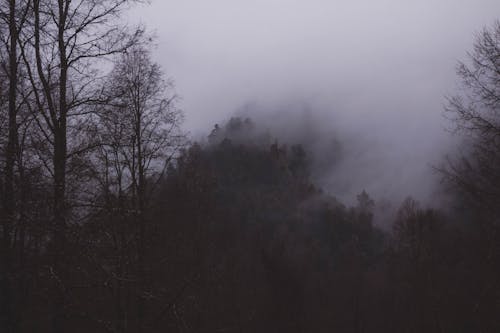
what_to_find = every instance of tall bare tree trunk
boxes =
[2,1,19,331]
[51,2,69,331]
[136,115,146,333]
[52,133,67,333]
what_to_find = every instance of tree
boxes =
[392,198,445,332]
[18,1,143,331]
[0,1,31,331]
[90,44,184,332]
[442,20,500,217]
[441,21,500,332]
[104,44,183,221]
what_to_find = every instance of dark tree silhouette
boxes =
[443,20,500,216]
[16,1,143,331]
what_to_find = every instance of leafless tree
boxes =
[0,1,32,331]
[392,198,444,332]
[16,0,143,331]
[103,44,184,221]
[89,44,184,332]
[439,22,500,332]
[442,20,500,217]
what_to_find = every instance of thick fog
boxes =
[131,0,500,206]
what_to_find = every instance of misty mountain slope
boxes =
[122,118,499,333]
[205,102,452,216]
[138,119,382,330]
[2,0,500,329]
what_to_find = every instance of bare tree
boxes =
[0,1,32,331]
[17,0,143,331]
[89,44,184,332]
[104,44,184,223]
[442,20,500,216]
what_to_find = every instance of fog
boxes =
[131,0,500,205]
[2,2,500,330]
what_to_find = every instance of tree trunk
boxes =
[2,1,19,331]
[51,2,69,332]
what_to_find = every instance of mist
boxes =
[2,1,500,331]
[131,0,499,205]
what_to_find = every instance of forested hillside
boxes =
[0,1,499,332]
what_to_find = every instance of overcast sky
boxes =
[130,0,500,206]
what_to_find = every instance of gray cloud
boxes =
[130,0,500,207]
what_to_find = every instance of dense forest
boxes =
[0,1,499,332]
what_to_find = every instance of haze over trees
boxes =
[0,1,499,332]
[443,21,500,216]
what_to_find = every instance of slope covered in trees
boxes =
[0,2,499,332]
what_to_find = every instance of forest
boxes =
[0,1,499,332]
